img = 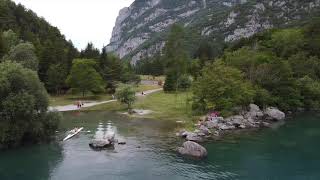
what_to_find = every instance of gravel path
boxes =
[49,88,163,112]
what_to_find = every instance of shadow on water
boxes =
[0,143,63,180]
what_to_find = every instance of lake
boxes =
[1,111,320,180]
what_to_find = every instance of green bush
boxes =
[0,62,60,149]
[115,84,137,112]
[193,62,255,115]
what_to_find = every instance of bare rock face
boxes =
[106,0,319,63]
[177,141,207,158]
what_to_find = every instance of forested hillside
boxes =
[0,0,79,92]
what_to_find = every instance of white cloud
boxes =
[12,0,134,50]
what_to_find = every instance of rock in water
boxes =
[89,140,113,149]
[177,141,208,158]
[265,107,285,121]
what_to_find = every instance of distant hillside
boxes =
[106,0,320,63]
[0,0,79,83]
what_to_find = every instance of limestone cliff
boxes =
[106,0,320,63]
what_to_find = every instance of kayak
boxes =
[63,127,84,141]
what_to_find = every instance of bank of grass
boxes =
[85,91,198,128]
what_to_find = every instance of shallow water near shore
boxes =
[1,112,320,180]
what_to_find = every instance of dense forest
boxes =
[136,18,320,116]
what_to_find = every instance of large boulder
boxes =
[265,107,285,121]
[89,139,113,149]
[229,115,245,127]
[177,141,208,158]
[206,121,217,129]
[186,133,204,142]
[246,104,264,119]
[199,125,211,135]
[249,104,260,112]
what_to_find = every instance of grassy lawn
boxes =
[85,91,198,127]
[134,91,193,121]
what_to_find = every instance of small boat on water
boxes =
[63,127,84,141]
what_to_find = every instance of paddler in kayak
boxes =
[70,127,79,134]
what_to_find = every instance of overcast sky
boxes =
[12,0,134,50]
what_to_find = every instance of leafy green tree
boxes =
[268,29,305,58]
[195,40,214,66]
[80,43,100,59]
[177,74,192,91]
[223,47,274,83]
[163,70,178,92]
[288,53,320,79]
[163,24,189,92]
[66,59,104,97]
[115,85,136,113]
[4,42,38,71]
[135,54,165,77]
[46,64,67,94]
[303,18,320,57]
[193,62,255,115]
[253,86,274,109]
[260,60,302,110]
[2,29,19,50]
[0,61,60,149]
[98,50,124,92]
[0,33,6,58]
[188,59,201,79]
[297,76,320,109]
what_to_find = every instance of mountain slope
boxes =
[106,0,320,63]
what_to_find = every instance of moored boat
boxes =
[63,127,84,141]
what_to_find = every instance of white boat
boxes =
[63,127,84,141]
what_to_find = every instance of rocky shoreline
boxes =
[177,104,286,158]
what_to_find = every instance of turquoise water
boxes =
[1,112,320,180]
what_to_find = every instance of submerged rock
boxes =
[265,107,285,121]
[177,141,207,158]
[118,141,126,145]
